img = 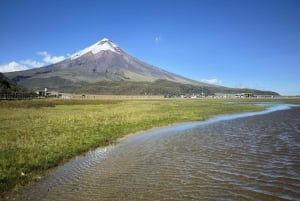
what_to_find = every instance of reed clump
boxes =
[0,98,263,195]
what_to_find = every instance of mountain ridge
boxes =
[5,38,279,96]
[5,38,212,89]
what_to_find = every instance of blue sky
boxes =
[0,0,299,95]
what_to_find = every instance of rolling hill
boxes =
[0,72,35,98]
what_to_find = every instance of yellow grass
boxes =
[0,98,271,195]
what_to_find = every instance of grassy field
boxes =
[0,98,298,195]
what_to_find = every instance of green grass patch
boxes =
[1,98,298,195]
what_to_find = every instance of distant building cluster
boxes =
[164,92,275,99]
[36,88,62,98]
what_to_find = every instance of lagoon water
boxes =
[17,105,300,201]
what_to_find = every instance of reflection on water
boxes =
[18,106,300,201]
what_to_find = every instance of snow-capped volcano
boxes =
[5,38,207,90]
[4,37,279,95]
[70,38,122,59]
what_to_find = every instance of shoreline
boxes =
[115,121,190,144]
[2,99,299,200]
[8,104,290,200]
[20,106,300,201]
[117,103,296,144]
[4,122,193,201]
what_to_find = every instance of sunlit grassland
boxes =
[0,98,286,194]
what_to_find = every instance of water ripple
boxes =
[18,106,300,201]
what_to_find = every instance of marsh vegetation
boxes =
[1,98,298,196]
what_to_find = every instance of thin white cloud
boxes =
[0,61,29,73]
[0,51,66,73]
[154,35,161,44]
[201,78,222,85]
[20,59,45,68]
[37,51,66,64]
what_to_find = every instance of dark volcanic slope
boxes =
[62,79,279,96]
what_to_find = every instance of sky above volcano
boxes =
[0,0,299,95]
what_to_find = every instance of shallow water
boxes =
[17,105,300,201]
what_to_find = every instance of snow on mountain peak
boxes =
[100,38,110,42]
[70,38,121,60]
